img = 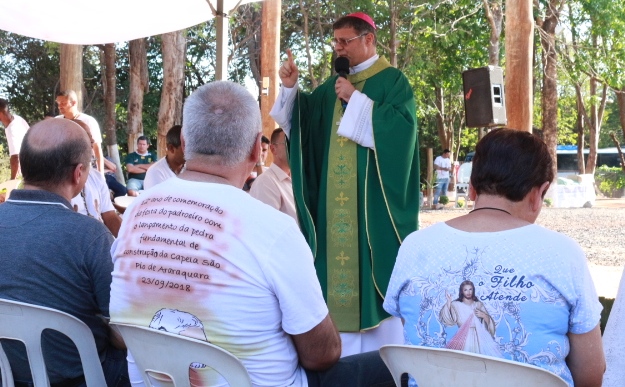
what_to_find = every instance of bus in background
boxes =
[557,146,623,176]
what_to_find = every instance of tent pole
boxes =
[215,0,228,80]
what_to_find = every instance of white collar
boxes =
[351,54,379,74]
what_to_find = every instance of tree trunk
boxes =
[585,79,608,174]
[127,38,149,155]
[389,0,399,67]
[299,0,317,89]
[483,0,503,66]
[618,88,625,141]
[435,86,450,150]
[538,0,563,180]
[504,0,534,132]
[59,44,83,110]
[158,30,187,158]
[574,84,585,174]
[586,77,599,173]
[101,43,124,184]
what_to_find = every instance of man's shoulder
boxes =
[11,198,112,239]
[150,157,168,169]
[6,115,29,131]
[256,166,281,183]
[250,167,284,195]
[77,112,97,123]
[370,62,406,79]
[144,159,173,186]
[12,115,29,128]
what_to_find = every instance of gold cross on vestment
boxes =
[337,137,349,147]
[336,251,350,266]
[335,192,349,206]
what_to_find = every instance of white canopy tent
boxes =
[0,0,262,79]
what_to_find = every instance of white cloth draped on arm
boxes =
[269,85,298,138]
[337,90,375,150]
[270,83,376,150]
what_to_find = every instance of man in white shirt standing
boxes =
[433,148,452,209]
[144,125,185,190]
[0,98,29,179]
[55,90,104,174]
[250,128,297,221]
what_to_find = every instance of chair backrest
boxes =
[111,323,252,387]
[379,345,568,387]
[0,298,107,387]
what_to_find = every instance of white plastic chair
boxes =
[0,344,15,387]
[455,162,473,209]
[603,267,625,387]
[111,323,252,387]
[380,345,567,387]
[0,298,107,386]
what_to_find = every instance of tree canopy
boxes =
[0,0,624,177]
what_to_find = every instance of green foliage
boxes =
[595,166,625,197]
[0,145,10,182]
[439,195,450,205]
[0,32,60,123]
[0,0,622,174]
[543,198,553,207]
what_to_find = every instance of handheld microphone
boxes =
[334,57,350,109]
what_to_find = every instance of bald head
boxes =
[20,118,92,189]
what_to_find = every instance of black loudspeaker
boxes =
[462,66,507,127]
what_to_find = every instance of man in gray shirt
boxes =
[0,118,129,386]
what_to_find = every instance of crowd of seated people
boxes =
[1,86,609,387]
[0,43,610,387]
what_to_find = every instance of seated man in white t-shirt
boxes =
[110,81,394,387]
[0,98,29,179]
[143,125,185,190]
[70,119,122,237]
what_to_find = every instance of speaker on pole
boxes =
[462,66,507,128]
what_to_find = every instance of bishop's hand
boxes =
[279,49,299,88]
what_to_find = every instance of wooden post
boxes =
[427,148,434,209]
[59,44,83,110]
[260,0,281,165]
[504,0,534,132]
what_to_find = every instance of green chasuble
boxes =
[289,57,420,331]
